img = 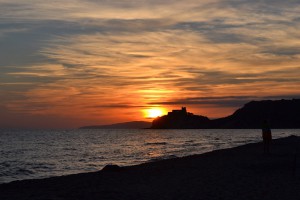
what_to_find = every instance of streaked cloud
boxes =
[1,0,300,128]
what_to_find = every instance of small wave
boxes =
[0,162,11,167]
[16,168,34,175]
[183,142,203,147]
[62,147,77,151]
[148,155,177,162]
[123,155,134,158]
[87,164,99,168]
[145,142,167,145]
[31,165,52,170]
[185,140,195,143]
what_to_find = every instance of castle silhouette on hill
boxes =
[151,99,300,129]
[167,107,191,117]
[152,107,210,129]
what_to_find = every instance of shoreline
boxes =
[1,136,299,199]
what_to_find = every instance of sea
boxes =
[0,129,299,184]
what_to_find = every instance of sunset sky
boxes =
[1,0,300,128]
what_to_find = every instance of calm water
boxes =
[0,129,299,184]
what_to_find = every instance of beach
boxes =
[0,135,299,200]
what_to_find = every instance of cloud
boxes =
[148,94,300,108]
[1,0,300,127]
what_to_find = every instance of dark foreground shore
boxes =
[1,136,299,200]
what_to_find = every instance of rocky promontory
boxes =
[151,99,300,129]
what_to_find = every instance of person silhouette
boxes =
[262,120,272,153]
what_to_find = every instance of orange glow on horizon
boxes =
[143,108,167,119]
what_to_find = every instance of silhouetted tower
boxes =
[182,107,187,114]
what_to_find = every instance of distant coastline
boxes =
[80,121,152,129]
[80,99,300,129]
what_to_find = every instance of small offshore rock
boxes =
[102,164,121,172]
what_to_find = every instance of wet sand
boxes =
[0,136,299,200]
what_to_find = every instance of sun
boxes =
[144,108,166,118]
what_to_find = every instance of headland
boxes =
[151,99,300,129]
